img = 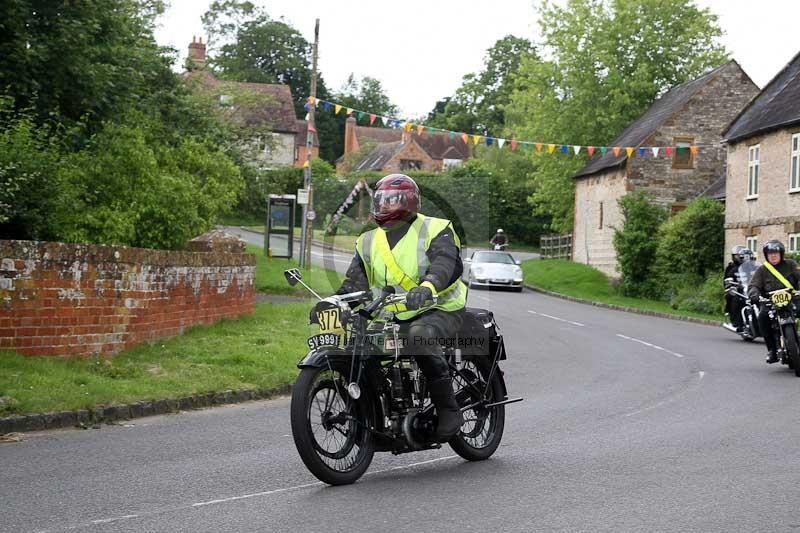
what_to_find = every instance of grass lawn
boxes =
[247,244,344,296]
[0,302,316,416]
[522,259,723,322]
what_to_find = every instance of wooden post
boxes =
[299,19,319,269]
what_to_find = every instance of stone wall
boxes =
[384,140,439,173]
[724,127,800,254]
[629,61,759,203]
[573,167,627,277]
[0,239,255,357]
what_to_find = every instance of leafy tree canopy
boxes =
[506,0,728,232]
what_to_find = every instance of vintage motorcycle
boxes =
[723,260,761,341]
[758,288,800,375]
[284,268,522,485]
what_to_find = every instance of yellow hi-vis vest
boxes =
[355,214,467,320]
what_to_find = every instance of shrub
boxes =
[613,191,668,297]
[654,197,725,299]
[669,271,724,315]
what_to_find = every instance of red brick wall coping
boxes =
[0,239,256,357]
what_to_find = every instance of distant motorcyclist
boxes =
[747,240,800,363]
[490,229,508,250]
[724,245,753,332]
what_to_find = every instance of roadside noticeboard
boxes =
[266,194,296,258]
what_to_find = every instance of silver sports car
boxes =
[464,250,524,292]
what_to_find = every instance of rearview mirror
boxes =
[515,260,521,265]
[284,268,302,286]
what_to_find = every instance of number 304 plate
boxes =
[307,333,341,349]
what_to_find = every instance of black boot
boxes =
[427,377,463,442]
[766,350,779,364]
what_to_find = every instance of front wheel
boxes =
[290,366,375,485]
[782,324,800,377]
[448,357,506,461]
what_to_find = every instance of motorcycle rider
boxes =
[747,240,800,363]
[724,245,752,332]
[328,174,468,441]
[490,229,508,249]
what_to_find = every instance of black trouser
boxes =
[406,309,464,382]
[726,293,745,329]
[758,308,776,353]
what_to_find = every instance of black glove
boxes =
[405,285,433,310]
[749,293,760,306]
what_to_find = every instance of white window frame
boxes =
[790,233,800,253]
[746,236,758,253]
[791,134,800,192]
[747,144,760,199]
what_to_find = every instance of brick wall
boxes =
[724,127,800,254]
[0,239,255,357]
[384,140,438,173]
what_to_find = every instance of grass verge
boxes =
[0,302,316,416]
[248,244,344,296]
[522,259,723,322]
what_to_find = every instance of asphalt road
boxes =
[4,247,800,531]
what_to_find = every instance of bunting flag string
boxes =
[307,96,712,158]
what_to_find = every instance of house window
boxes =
[400,159,422,170]
[598,201,604,229]
[791,134,800,192]
[672,137,694,169]
[790,233,800,253]
[746,236,758,253]
[748,144,760,198]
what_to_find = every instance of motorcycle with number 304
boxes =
[284,268,522,485]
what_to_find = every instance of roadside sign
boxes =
[297,189,309,205]
[306,210,316,221]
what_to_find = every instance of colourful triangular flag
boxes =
[612,147,621,157]
[473,135,482,145]
[335,104,342,114]
[523,142,532,150]
[511,139,518,151]
[561,145,569,154]
[600,147,608,155]
[587,146,595,156]
[651,147,659,157]
[369,114,376,125]
[638,147,646,157]
[308,96,315,105]
[486,137,494,146]
[462,133,469,144]
[449,131,455,141]
[690,145,698,155]
[573,145,581,155]
[498,138,506,149]
[547,144,556,153]
[535,143,543,152]
[346,107,353,115]
[307,122,317,133]
[665,146,673,156]
[357,111,365,121]
[417,124,425,135]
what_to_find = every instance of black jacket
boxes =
[747,259,800,301]
[724,261,740,283]
[337,215,463,295]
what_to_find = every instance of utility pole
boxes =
[299,19,319,269]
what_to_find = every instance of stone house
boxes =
[572,60,759,277]
[722,51,800,256]
[336,116,471,173]
[186,37,317,168]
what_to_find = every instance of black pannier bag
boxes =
[459,307,506,360]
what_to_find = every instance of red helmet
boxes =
[371,174,420,227]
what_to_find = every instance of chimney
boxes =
[344,116,358,155]
[188,35,206,69]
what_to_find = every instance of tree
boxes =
[507,0,728,232]
[613,191,668,297]
[428,35,535,137]
[336,74,398,117]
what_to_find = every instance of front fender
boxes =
[297,346,352,369]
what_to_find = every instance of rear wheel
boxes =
[290,366,375,485]
[782,324,800,377]
[448,356,505,461]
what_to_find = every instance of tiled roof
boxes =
[353,142,404,171]
[354,126,470,160]
[700,174,726,200]
[574,62,733,178]
[723,50,800,142]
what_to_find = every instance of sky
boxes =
[154,0,800,119]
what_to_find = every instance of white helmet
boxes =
[496,228,504,233]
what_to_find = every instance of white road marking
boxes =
[699,371,705,380]
[527,310,584,327]
[44,455,459,531]
[615,333,685,358]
